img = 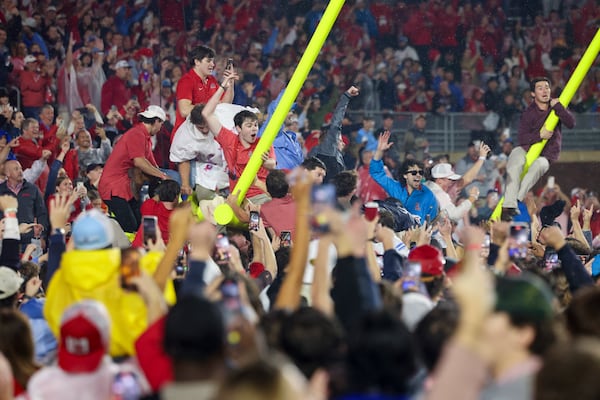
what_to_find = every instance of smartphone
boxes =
[120,248,141,291]
[402,261,421,292]
[280,231,291,248]
[215,233,230,262]
[131,95,138,102]
[111,105,117,112]
[249,211,260,231]
[226,58,233,70]
[76,181,84,191]
[547,176,555,189]
[220,278,242,323]
[483,234,491,249]
[509,222,530,259]
[174,246,188,279]
[544,249,560,272]
[310,184,337,233]
[142,216,158,244]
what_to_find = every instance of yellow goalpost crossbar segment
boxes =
[490,27,600,222]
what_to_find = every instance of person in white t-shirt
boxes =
[169,104,229,201]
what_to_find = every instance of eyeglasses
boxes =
[406,170,424,176]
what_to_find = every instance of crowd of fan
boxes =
[0,0,600,399]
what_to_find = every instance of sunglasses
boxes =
[406,170,424,176]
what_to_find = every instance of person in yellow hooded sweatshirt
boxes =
[44,196,175,358]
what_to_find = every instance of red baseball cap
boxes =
[58,301,110,373]
[408,245,445,276]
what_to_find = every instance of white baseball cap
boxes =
[0,267,24,299]
[138,105,166,121]
[114,60,132,69]
[431,163,461,180]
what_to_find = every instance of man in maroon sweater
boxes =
[502,77,575,221]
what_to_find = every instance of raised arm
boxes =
[274,170,312,310]
[458,143,491,188]
[201,70,238,136]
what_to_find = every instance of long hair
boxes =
[0,309,40,389]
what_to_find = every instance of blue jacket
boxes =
[273,130,304,170]
[369,159,438,223]
[20,298,57,363]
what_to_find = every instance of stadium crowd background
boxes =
[0,1,600,399]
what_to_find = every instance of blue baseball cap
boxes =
[72,209,114,250]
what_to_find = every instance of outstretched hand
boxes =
[375,130,393,159]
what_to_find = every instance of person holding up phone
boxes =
[171,45,234,140]
[502,77,575,221]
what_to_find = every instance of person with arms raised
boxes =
[202,70,276,205]
[369,131,438,224]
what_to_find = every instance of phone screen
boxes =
[402,261,421,292]
[280,231,291,247]
[509,222,530,259]
[215,234,230,262]
[120,248,141,291]
[220,279,242,320]
[544,249,560,271]
[249,211,260,231]
[226,58,233,70]
[310,184,337,233]
[143,216,158,244]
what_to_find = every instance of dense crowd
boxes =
[0,0,600,399]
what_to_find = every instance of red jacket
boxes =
[101,75,132,115]
[13,138,52,170]
[19,70,50,107]
[63,149,80,181]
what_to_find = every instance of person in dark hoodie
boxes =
[308,86,359,183]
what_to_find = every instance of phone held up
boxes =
[142,216,158,244]
[508,222,530,260]
[402,261,422,293]
[215,233,231,263]
[310,184,337,233]
[249,211,260,232]
[120,248,141,291]
[280,231,292,248]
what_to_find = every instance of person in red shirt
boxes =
[202,72,276,204]
[260,169,296,240]
[46,176,90,223]
[100,60,133,116]
[18,55,51,118]
[12,118,52,171]
[98,105,170,233]
[357,143,387,204]
[131,179,180,248]
[172,45,234,139]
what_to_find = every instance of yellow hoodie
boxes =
[44,248,175,357]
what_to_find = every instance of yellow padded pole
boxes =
[213,0,346,226]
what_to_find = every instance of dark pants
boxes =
[104,196,140,233]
